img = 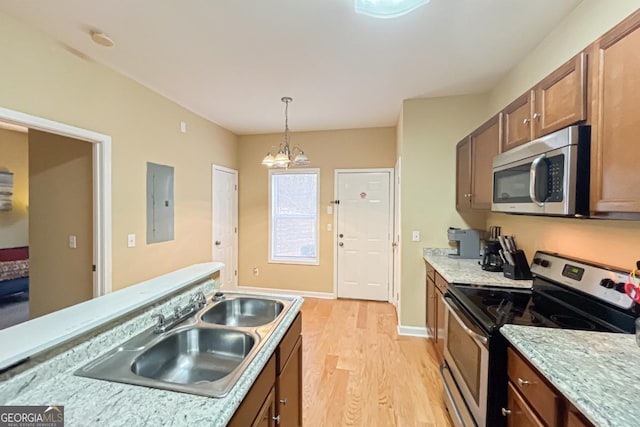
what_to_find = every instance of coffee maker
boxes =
[447,228,481,259]
[482,240,504,271]
[481,226,504,271]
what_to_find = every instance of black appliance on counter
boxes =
[440,251,638,427]
[480,240,503,272]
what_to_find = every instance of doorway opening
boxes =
[0,107,111,329]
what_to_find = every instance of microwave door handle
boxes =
[442,295,488,345]
[529,154,546,207]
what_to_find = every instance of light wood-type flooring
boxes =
[301,297,453,427]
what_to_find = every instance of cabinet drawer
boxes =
[277,312,302,374]
[425,262,436,281]
[508,348,560,427]
[435,273,448,293]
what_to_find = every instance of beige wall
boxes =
[0,128,28,249]
[399,95,489,326]
[238,127,396,293]
[29,130,93,317]
[0,11,237,292]
[483,2,640,271]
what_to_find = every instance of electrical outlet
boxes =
[127,234,136,248]
[69,235,77,249]
[327,223,332,231]
[412,231,421,242]
[253,267,259,277]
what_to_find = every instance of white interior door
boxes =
[336,170,392,301]
[212,165,238,289]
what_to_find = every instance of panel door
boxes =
[534,53,587,138]
[505,382,545,427]
[470,113,501,209]
[276,337,302,427]
[455,137,472,210]
[252,387,276,427]
[435,287,445,362]
[591,10,640,214]
[426,276,436,340]
[502,92,533,152]
[336,171,392,301]
[212,166,238,288]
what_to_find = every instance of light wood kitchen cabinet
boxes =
[230,313,303,427]
[502,92,533,152]
[506,382,545,427]
[456,113,501,211]
[534,53,587,138]
[505,347,595,427]
[253,387,277,427]
[424,261,447,364]
[501,53,587,153]
[590,9,640,215]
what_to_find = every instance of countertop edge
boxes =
[0,262,224,370]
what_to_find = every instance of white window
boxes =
[269,169,319,265]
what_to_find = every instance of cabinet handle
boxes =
[273,415,280,424]
[501,408,512,416]
[279,398,287,405]
[517,377,531,386]
[522,118,531,125]
[533,112,541,120]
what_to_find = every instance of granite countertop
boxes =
[501,325,640,427]
[423,248,533,289]
[1,292,304,426]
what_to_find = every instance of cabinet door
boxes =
[533,53,586,138]
[566,408,592,427]
[591,10,640,214]
[502,91,533,152]
[426,276,436,340]
[455,137,472,210]
[253,387,277,427]
[470,113,501,209]
[435,287,445,362]
[276,336,302,427]
[505,382,545,427]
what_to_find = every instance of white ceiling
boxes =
[0,0,581,135]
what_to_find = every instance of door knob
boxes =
[215,240,221,246]
[339,242,344,247]
[339,234,344,238]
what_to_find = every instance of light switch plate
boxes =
[412,231,420,242]
[69,235,77,249]
[327,206,333,215]
[127,234,136,248]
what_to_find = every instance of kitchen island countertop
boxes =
[423,248,533,289]
[501,325,640,427]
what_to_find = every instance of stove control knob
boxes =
[615,282,627,293]
[599,278,615,289]
[533,258,542,265]
[540,260,550,268]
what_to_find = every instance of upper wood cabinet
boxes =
[590,9,640,214]
[502,92,533,152]
[501,53,587,153]
[534,53,587,137]
[457,114,501,210]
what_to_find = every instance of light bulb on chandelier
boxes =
[261,97,310,168]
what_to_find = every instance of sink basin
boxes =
[131,328,254,384]
[201,298,284,327]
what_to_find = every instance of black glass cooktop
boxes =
[447,281,634,334]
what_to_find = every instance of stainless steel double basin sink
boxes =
[75,294,293,397]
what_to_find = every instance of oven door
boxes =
[442,294,489,427]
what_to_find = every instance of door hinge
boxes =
[235,184,237,190]
[234,227,237,233]
[92,264,96,272]
[234,270,237,276]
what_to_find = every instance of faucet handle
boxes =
[151,313,166,327]
[173,305,182,318]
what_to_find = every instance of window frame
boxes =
[268,168,320,265]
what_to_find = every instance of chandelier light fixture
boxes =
[354,0,431,19]
[261,97,310,168]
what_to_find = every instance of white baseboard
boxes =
[235,285,336,300]
[397,325,430,338]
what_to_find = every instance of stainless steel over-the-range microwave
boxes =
[492,125,590,217]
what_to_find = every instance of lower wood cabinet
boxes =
[229,313,303,427]
[504,347,594,427]
[425,261,448,363]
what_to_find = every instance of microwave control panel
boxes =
[545,155,564,202]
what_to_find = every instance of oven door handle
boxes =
[529,153,546,207]
[442,295,488,346]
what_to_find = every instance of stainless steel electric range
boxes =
[440,251,638,427]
